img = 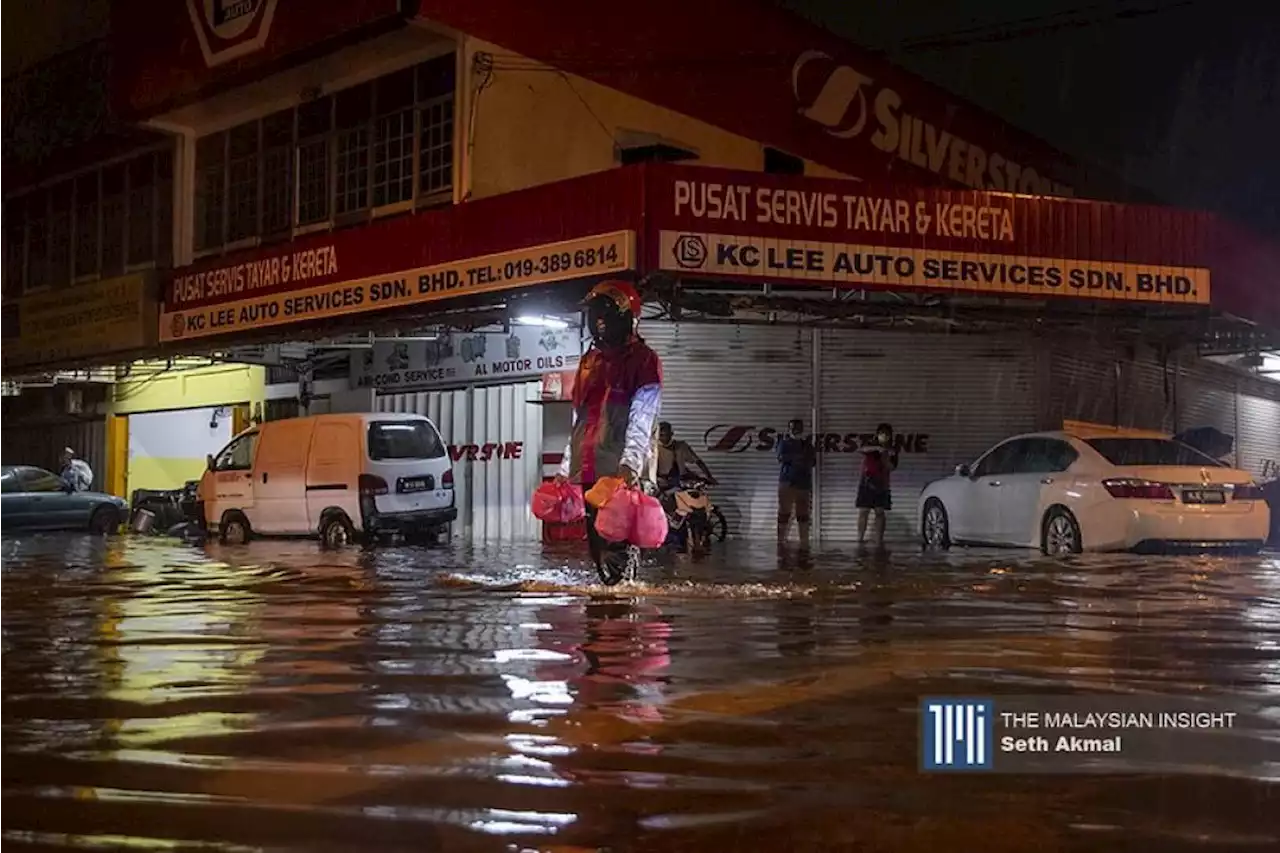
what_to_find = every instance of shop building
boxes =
[3,1,1277,543]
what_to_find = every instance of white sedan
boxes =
[918,430,1270,555]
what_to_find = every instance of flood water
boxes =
[3,534,1279,852]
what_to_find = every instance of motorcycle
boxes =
[662,478,721,556]
[129,480,203,537]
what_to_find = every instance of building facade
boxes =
[3,0,1277,542]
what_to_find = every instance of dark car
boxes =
[0,465,128,534]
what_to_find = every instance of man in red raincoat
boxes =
[557,279,663,584]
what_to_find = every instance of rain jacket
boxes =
[559,337,662,484]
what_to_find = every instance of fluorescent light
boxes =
[515,315,569,329]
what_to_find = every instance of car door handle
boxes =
[1040,477,1054,485]
[988,480,1001,487]
[262,472,269,484]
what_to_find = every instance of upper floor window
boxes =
[195,53,455,255]
[2,147,173,297]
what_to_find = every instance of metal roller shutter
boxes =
[1120,353,1176,432]
[2,419,106,488]
[817,331,1037,542]
[1175,363,1237,454]
[377,381,543,543]
[1235,387,1280,483]
[645,322,814,541]
[1047,349,1119,429]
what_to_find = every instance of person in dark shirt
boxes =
[856,423,899,547]
[776,418,816,544]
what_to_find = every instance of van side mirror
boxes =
[955,463,972,477]
[206,454,216,471]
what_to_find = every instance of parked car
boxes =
[918,430,1271,555]
[0,465,128,534]
[199,412,457,546]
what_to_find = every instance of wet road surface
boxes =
[3,533,1279,852]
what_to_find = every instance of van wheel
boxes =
[220,511,251,545]
[320,512,356,548]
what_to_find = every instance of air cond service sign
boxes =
[160,231,633,342]
[656,177,1210,306]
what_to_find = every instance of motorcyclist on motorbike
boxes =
[556,280,663,584]
[656,421,717,498]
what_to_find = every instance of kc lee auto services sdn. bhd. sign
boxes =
[655,174,1212,307]
[159,231,634,343]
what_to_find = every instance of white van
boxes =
[199,412,456,546]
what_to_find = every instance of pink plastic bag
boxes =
[630,492,669,549]
[531,481,585,523]
[595,488,637,543]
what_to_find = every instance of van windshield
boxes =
[368,421,446,460]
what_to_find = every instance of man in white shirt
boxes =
[60,448,94,492]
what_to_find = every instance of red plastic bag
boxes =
[595,488,637,543]
[630,492,669,549]
[531,481,585,523]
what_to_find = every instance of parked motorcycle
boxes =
[130,480,203,536]
[663,478,725,556]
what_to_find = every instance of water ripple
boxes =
[3,533,1279,851]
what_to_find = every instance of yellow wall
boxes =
[127,456,211,496]
[464,38,852,200]
[110,363,265,498]
[109,363,265,416]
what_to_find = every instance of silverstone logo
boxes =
[792,50,874,140]
[921,698,994,771]
[186,0,280,67]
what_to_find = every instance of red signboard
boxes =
[416,0,1096,197]
[111,0,407,118]
[159,167,645,342]
[645,164,1217,310]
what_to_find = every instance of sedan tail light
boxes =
[358,474,389,496]
[1103,478,1175,500]
[1232,483,1265,501]
[441,469,454,489]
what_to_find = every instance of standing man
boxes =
[776,419,816,544]
[59,447,94,493]
[558,280,663,585]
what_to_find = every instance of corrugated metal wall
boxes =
[645,323,814,541]
[1,419,107,489]
[1236,387,1280,483]
[1176,365,1238,460]
[377,381,544,543]
[1047,344,1177,432]
[818,332,1038,541]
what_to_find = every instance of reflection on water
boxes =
[3,533,1279,851]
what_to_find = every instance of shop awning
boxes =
[158,163,1278,354]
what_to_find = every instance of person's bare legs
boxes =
[872,509,887,548]
[857,507,870,543]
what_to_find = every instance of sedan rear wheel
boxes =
[89,506,120,535]
[1042,507,1082,556]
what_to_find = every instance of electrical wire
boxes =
[899,0,1209,52]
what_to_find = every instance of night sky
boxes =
[782,0,1280,237]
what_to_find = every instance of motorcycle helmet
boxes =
[583,279,641,349]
